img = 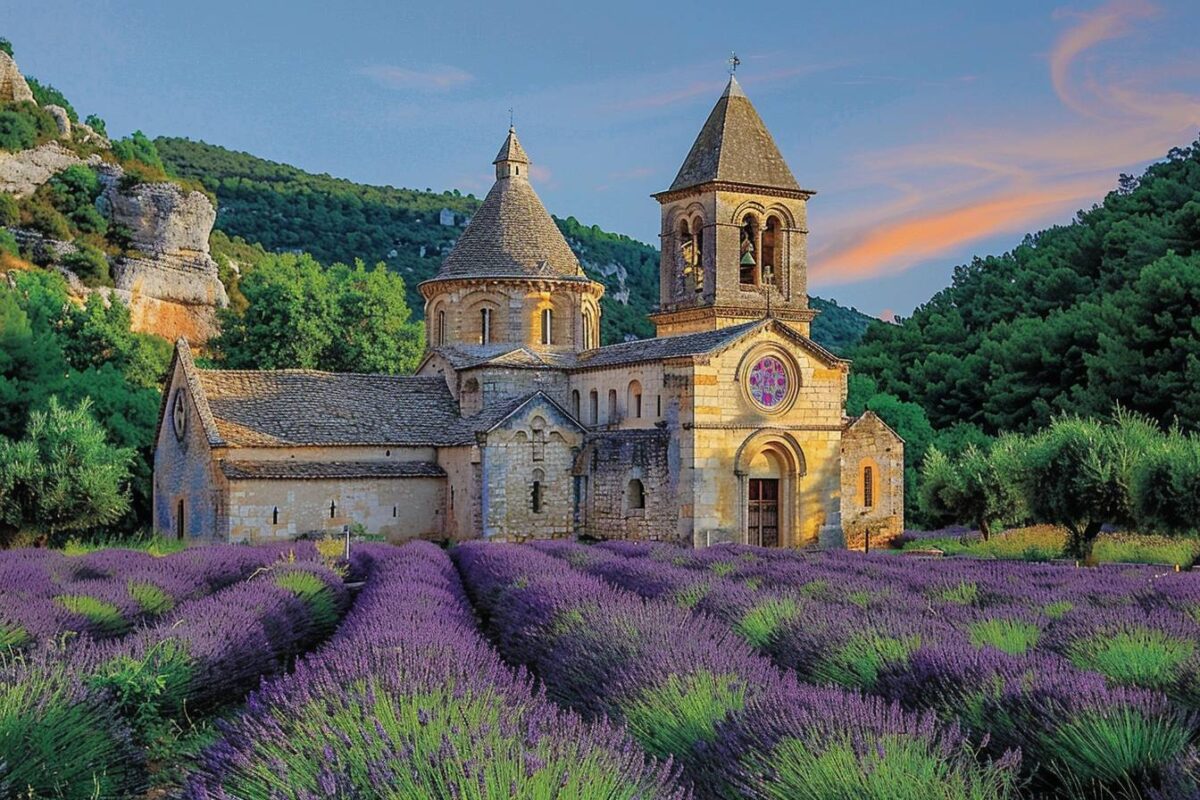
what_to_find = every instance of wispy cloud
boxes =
[811,0,1200,286]
[360,64,474,92]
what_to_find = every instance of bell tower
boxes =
[650,75,817,338]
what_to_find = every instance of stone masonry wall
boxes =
[577,430,677,541]
[153,363,227,542]
[840,413,905,549]
[225,476,444,544]
[480,403,580,541]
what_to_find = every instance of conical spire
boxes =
[667,75,799,193]
[433,127,583,281]
[493,126,530,175]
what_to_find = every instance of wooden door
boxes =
[748,478,780,547]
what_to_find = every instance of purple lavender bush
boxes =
[457,541,1017,800]
[183,540,690,800]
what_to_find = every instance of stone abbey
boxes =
[152,76,904,548]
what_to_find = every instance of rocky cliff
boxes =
[0,51,226,344]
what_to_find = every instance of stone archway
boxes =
[734,431,806,548]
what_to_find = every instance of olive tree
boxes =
[918,439,1024,541]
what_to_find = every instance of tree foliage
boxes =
[213,253,423,373]
[924,412,1196,560]
[0,271,168,534]
[0,396,132,546]
[850,139,1200,436]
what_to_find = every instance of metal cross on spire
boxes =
[727,52,741,76]
[508,107,515,129]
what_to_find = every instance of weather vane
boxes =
[728,52,740,76]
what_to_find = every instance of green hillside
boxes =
[850,136,1200,435]
[156,137,874,350]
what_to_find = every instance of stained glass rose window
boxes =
[748,356,789,410]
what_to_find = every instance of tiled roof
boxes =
[493,127,529,165]
[220,460,446,480]
[667,76,800,193]
[432,130,586,281]
[571,319,846,371]
[194,370,464,447]
[572,321,761,369]
[437,344,579,371]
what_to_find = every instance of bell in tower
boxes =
[651,74,818,338]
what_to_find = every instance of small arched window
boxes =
[628,380,643,419]
[582,309,595,350]
[627,479,646,510]
[762,216,780,286]
[572,389,581,419]
[329,500,337,519]
[480,307,493,344]
[541,308,553,345]
[693,217,704,293]
[272,507,279,526]
[437,309,447,346]
[589,390,599,425]
[531,469,545,513]
[608,389,618,423]
[863,466,875,509]
[739,214,759,286]
[176,499,185,540]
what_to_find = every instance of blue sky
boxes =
[5,0,1199,318]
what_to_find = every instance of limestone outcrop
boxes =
[0,142,86,196]
[44,105,71,139]
[0,51,34,103]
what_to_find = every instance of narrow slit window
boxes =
[541,308,553,345]
[272,507,279,525]
[480,308,492,344]
[863,466,875,509]
[330,500,337,519]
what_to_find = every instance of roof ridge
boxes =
[196,368,442,380]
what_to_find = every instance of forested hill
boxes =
[156,137,873,350]
[850,136,1200,435]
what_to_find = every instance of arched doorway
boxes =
[735,432,805,548]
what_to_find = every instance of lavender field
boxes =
[2,540,1198,799]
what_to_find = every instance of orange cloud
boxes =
[1049,0,1158,115]
[811,0,1200,288]
[814,178,1110,283]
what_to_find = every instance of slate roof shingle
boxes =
[431,129,587,282]
[194,370,467,447]
[572,321,761,370]
[220,460,446,480]
[668,76,802,193]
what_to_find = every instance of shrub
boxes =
[0,192,18,226]
[0,229,17,258]
[111,131,164,171]
[55,593,128,635]
[26,77,78,122]
[0,659,145,799]
[63,241,111,286]
[0,38,12,57]
[968,618,1042,654]
[83,114,107,137]
[0,108,37,151]
[21,196,71,239]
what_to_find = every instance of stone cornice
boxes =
[419,275,605,300]
[652,180,817,204]
[649,305,818,324]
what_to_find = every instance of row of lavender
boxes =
[0,542,326,647]
[182,541,690,799]
[0,552,347,799]
[543,540,1200,799]
[454,541,1020,800]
